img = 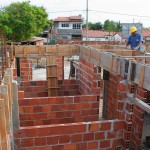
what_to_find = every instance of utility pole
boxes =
[86,0,88,41]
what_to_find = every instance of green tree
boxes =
[104,20,115,32]
[0,1,49,41]
[115,21,122,32]
[103,20,122,32]
[82,22,103,30]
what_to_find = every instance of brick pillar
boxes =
[129,86,146,150]
[57,56,64,80]
[20,58,32,81]
[106,74,126,120]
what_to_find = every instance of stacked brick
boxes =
[18,95,99,127]
[14,120,124,150]
[78,58,101,97]
[122,82,135,149]
[58,80,81,96]
[19,80,48,98]
[13,68,17,80]
[106,73,126,120]
[20,58,32,81]
[129,86,148,149]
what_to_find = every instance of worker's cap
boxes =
[130,26,137,33]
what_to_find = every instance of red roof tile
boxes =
[54,16,82,22]
[142,30,150,37]
[82,30,118,38]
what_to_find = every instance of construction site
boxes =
[0,25,150,150]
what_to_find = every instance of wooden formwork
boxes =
[0,68,13,150]
[14,44,150,92]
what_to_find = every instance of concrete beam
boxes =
[128,96,150,114]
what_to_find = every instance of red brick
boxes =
[107,132,116,138]
[26,128,39,137]
[71,134,83,143]
[100,140,110,148]
[62,123,86,134]
[118,83,126,92]
[34,137,46,146]
[14,130,26,139]
[114,121,124,130]
[47,136,59,145]
[59,135,70,144]
[21,139,34,147]
[95,132,105,140]
[89,122,100,132]
[83,133,94,141]
[76,143,87,150]
[88,141,98,149]
[52,145,64,150]
[100,122,111,131]
[18,91,24,99]
[64,144,76,150]
[24,107,33,113]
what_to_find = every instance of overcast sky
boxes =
[1,0,150,27]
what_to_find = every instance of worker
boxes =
[126,26,144,51]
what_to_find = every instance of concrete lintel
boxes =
[128,95,150,114]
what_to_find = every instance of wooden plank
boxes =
[139,64,145,87]
[46,55,58,96]
[0,85,10,134]
[0,136,1,150]
[4,76,12,109]
[0,99,8,150]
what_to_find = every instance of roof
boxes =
[54,16,82,22]
[82,30,121,38]
[142,30,150,37]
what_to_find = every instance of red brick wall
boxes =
[129,86,148,150]
[58,80,80,96]
[18,95,99,127]
[106,73,126,120]
[14,120,124,150]
[106,74,150,149]
[20,58,32,81]
[19,80,48,98]
[19,80,80,98]
[78,58,101,96]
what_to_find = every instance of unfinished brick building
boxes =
[0,44,150,150]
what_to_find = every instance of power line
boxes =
[47,10,86,13]
[46,9,150,19]
[90,10,150,19]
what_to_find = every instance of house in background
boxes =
[112,32,122,42]
[53,16,83,40]
[82,30,122,42]
[142,30,150,42]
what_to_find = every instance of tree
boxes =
[103,20,122,32]
[0,1,49,42]
[104,20,115,32]
[82,22,103,30]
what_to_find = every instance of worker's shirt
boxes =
[128,33,143,50]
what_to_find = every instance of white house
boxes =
[53,16,83,40]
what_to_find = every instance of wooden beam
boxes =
[0,85,10,134]
[0,99,8,150]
